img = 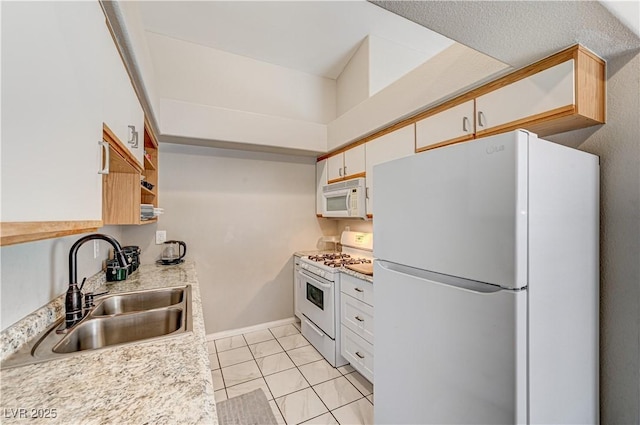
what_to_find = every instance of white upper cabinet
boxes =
[316,159,327,216]
[103,30,145,166]
[365,125,415,216]
[416,100,475,152]
[327,154,344,182]
[475,60,575,136]
[1,1,107,223]
[327,144,366,183]
[343,144,366,179]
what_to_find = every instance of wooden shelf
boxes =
[141,185,155,196]
[143,123,159,212]
[144,155,156,171]
[0,220,103,246]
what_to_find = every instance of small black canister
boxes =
[122,246,141,272]
[106,259,129,282]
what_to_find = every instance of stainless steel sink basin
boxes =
[53,309,184,353]
[1,285,192,369]
[90,287,185,316]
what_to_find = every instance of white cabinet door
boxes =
[365,125,415,216]
[476,60,575,135]
[343,144,365,179]
[103,29,144,166]
[327,154,344,182]
[327,145,366,183]
[316,159,327,215]
[416,100,474,151]
[1,1,106,222]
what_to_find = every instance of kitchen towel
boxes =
[216,389,277,425]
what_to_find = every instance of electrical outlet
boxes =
[93,240,99,259]
[156,230,167,245]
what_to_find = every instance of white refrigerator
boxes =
[373,130,599,424]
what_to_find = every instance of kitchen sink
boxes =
[53,309,184,353]
[1,285,192,369]
[90,287,185,316]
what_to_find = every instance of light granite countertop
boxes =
[0,261,217,425]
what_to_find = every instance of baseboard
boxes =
[206,316,301,341]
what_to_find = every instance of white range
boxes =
[296,231,372,367]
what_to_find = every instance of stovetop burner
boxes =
[308,253,351,262]
[306,253,372,268]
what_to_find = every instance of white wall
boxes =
[158,98,327,154]
[145,32,335,153]
[546,49,640,424]
[114,1,160,124]
[369,34,451,96]
[336,38,370,116]
[130,143,338,333]
[147,32,335,124]
[0,226,124,331]
[337,219,373,236]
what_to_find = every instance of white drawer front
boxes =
[341,325,374,383]
[341,274,374,306]
[302,317,348,368]
[341,294,374,344]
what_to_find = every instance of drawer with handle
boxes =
[341,325,374,383]
[341,293,374,344]
[341,273,373,306]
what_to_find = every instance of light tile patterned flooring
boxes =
[208,323,374,425]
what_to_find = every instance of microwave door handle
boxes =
[325,189,349,198]
[346,190,352,216]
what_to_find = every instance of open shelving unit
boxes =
[141,120,159,222]
[102,118,159,225]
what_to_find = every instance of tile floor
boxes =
[208,323,374,425]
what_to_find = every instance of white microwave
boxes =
[322,178,367,218]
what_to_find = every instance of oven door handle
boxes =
[315,280,331,289]
[300,270,332,288]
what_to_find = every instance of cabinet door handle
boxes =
[339,167,343,177]
[128,125,139,148]
[355,351,365,359]
[477,111,486,128]
[354,287,364,293]
[343,165,347,175]
[462,116,470,132]
[355,316,364,322]
[366,187,370,199]
[98,141,110,175]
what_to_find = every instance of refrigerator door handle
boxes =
[377,260,510,294]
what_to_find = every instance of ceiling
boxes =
[137,1,455,79]
[371,0,640,68]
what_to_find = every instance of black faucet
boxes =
[65,234,128,329]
